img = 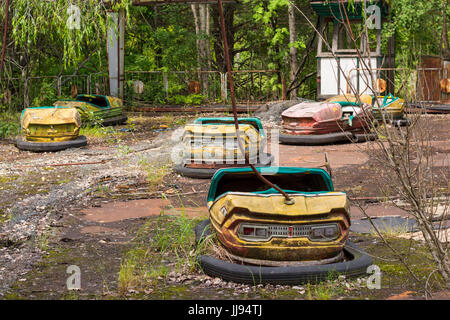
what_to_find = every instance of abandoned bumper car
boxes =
[54,94,127,126]
[16,106,87,152]
[174,117,273,179]
[279,95,377,145]
[371,94,409,127]
[194,167,372,284]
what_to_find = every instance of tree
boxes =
[288,2,298,99]
[191,3,211,94]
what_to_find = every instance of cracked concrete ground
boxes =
[0,112,448,299]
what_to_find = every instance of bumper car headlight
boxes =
[238,224,269,241]
[309,224,340,241]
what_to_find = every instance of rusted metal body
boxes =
[207,167,350,264]
[281,99,372,135]
[417,56,450,104]
[417,56,443,102]
[371,95,405,120]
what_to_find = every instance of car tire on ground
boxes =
[102,115,128,126]
[15,135,88,152]
[353,132,378,143]
[390,119,410,127]
[174,153,274,179]
[194,219,373,285]
[279,132,355,145]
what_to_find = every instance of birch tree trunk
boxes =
[191,4,210,96]
[191,4,202,72]
[288,3,298,99]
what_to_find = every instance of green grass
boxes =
[306,283,336,300]
[0,111,20,139]
[137,159,172,191]
[0,175,19,184]
[80,125,123,138]
[117,207,206,296]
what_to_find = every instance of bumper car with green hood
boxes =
[174,117,273,179]
[194,166,373,284]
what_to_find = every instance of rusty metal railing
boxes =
[345,67,446,102]
[0,69,285,112]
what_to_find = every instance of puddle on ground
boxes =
[351,215,449,237]
[80,198,208,223]
[350,216,418,234]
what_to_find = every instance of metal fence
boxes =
[123,70,285,108]
[0,73,110,112]
[0,70,285,113]
[346,67,448,103]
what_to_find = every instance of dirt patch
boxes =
[275,143,369,168]
[385,290,417,300]
[80,198,208,223]
[80,226,123,235]
[350,204,410,219]
[430,291,450,300]
[81,199,172,223]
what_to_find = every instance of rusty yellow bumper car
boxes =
[16,106,87,152]
[174,117,273,179]
[371,94,409,126]
[194,167,372,284]
[54,94,127,126]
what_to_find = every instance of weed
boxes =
[125,118,136,131]
[80,125,121,139]
[118,257,139,295]
[136,159,171,191]
[94,184,111,195]
[0,112,20,138]
[148,264,170,279]
[117,145,131,156]
[117,199,207,295]
[369,219,411,237]
[35,231,50,251]
[150,209,202,272]
[0,175,19,184]
[306,282,339,300]
[63,290,80,300]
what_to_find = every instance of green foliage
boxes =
[0,112,20,139]
[31,81,59,107]
[125,6,197,71]
[167,93,205,106]
[9,0,132,67]
[0,0,445,107]
[244,0,291,72]
[383,0,449,65]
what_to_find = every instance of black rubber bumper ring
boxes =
[194,219,373,285]
[174,153,274,179]
[15,135,88,152]
[279,132,353,145]
[101,115,128,126]
[280,131,378,145]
